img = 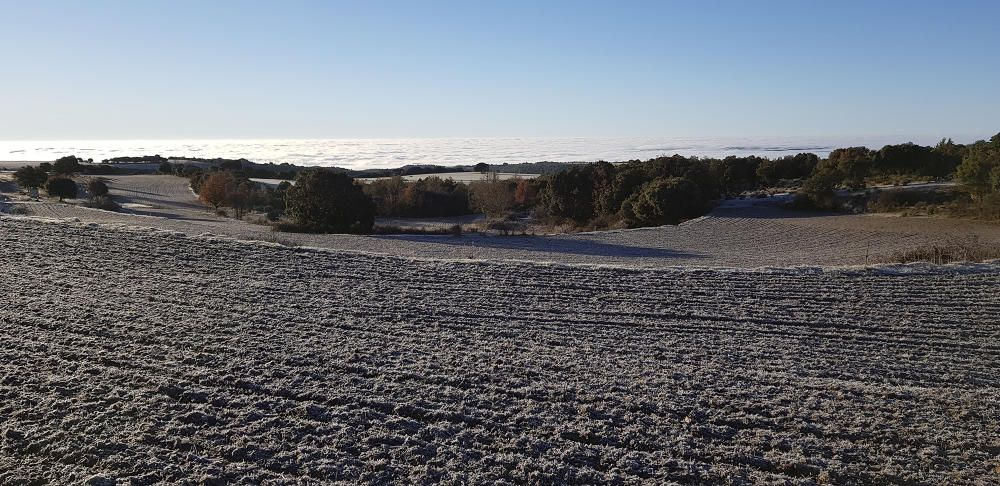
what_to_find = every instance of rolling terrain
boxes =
[3,175,1000,268]
[1,217,999,484]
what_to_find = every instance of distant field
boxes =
[0,161,47,171]
[358,171,539,183]
[1,217,998,484]
[3,174,1000,268]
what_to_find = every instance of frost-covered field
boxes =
[5,175,1000,269]
[2,217,999,484]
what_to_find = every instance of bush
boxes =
[513,178,540,208]
[87,179,109,198]
[874,142,961,178]
[364,176,471,217]
[198,171,238,209]
[486,219,527,235]
[621,177,706,227]
[13,166,48,189]
[756,153,818,186]
[825,147,873,189]
[955,133,1000,198]
[285,169,374,234]
[469,172,516,219]
[46,177,78,201]
[795,168,841,211]
[541,165,597,223]
[86,195,120,211]
[226,182,264,220]
[883,238,1000,264]
[712,156,764,195]
[867,188,959,213]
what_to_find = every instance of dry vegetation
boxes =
[2,217,999,484]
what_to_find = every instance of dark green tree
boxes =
[796,167,842,210]
[13,166,48,189]
[46,177,78,201]
[826,147,872,189]
[756,153,819,186]
[285,169,375,233]
[52,156,83,175]
[955,133,1000,197]
[621,177,705,227]
[541,165,596,223]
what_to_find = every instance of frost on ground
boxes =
[5,175,1000,268]
[1,217,999,485]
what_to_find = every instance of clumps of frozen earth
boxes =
[1,217,999,484]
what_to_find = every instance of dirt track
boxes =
[2,217,999,484]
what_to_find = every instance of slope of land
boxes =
[1,217,999,484]
[4,175,1000,268]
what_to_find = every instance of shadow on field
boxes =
[113,193,209,212]
[120,207,223,222]
[711,204,835,220]
[376,233,705,259]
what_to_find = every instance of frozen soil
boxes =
[2,217,999,484]
[5,175,1000,268]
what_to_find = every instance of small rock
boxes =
[3,429,24,442]
[85,475,116,486]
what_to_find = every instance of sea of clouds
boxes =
[0,135,965,170]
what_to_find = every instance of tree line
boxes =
[11,134,998,233]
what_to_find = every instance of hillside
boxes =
[1,217,998,484]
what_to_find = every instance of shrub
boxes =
[364,176,471,217]
[795,168,841,211]
[285,169,374,234]
[227,181,265,219]
[486,219,527,235]
[13,166,48,189]
[955,133,1000,198]
[87,179,109,198]
[883,238,1000,264]
[86,195,120,211]
[867,188,959,213]
[514,178,539,207]
[46,177,78,201]
[198,171,238,209]
[712,156,764,195]
[874,142,961,178]
[541,165,597,223]
[621,177,705,227]
[370,225,464,235]
[756,153,818,186]
[825,147,873,189]
[5,204,30,215]
[469,172,516,219]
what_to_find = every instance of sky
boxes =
[1,0,998,140]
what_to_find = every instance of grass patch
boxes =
[881,238,1000,264]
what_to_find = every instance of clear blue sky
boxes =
[1,0,997,140]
